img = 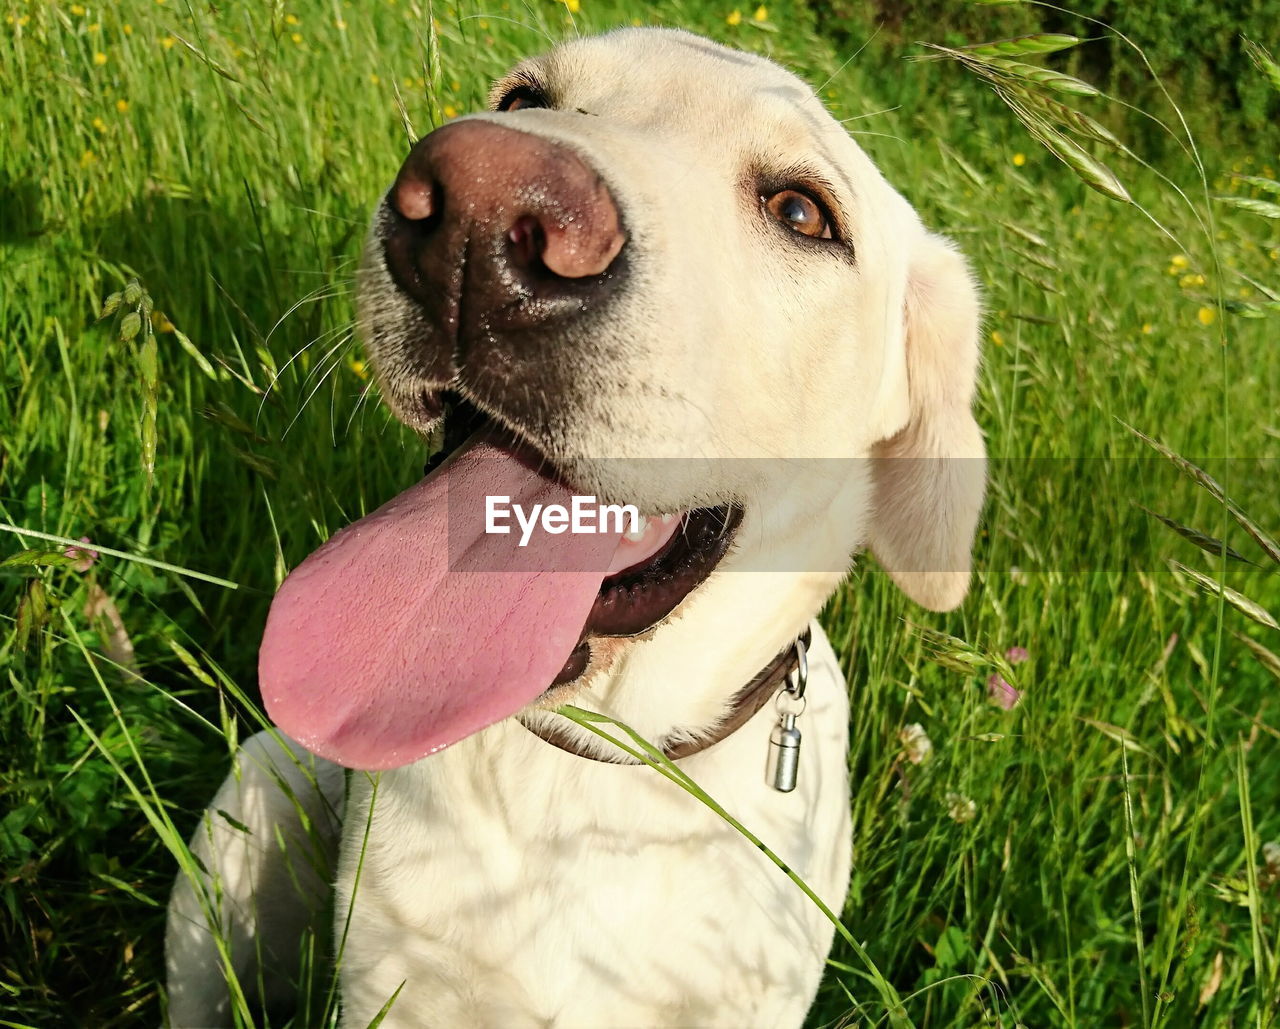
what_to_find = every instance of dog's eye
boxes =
[764,189,833,240]
[497,86,549,112]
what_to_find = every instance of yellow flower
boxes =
[123,23,133,34]
[450,80,462,90]
[631,16,642,25]
[80,149,97,166]
[335,18,347,30]
[92,116,108,132]
[1197,306,1216,326]
[1269,248,1279,261]
[1012,152,1026,167]
[1239,286,1250,298]
[71,3,86,14]
[1141,323,1153,334]
[1169,254,1189,270]
[115,98,129,113]
[727,9,742,25]
[443,104,458,118]
[349,358,368,380]
[88,22,101,32]
[285,13,300,25]
[290,31,302,43]
[92,51,108,65]
[565,0,580,11]
[161,35,175,48]
[1179,273,1205,289]
[369,72,380,85]
[753,4,767,20]
[990,330,1004,346]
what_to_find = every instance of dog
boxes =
[165,26,985,1028]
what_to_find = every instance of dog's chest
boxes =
[333,700,851,1029]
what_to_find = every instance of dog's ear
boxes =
[868,233,986,611]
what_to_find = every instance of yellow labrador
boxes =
[166,27,984,1028]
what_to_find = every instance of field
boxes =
[2,0,1279,1026]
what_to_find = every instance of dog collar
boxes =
[521,627,812,764]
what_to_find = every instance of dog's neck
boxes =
[521,627,808,763]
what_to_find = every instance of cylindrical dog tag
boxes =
[767,713,802,792]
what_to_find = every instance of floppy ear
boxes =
[868,233,986,611]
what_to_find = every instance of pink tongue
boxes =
[259,438,625,770]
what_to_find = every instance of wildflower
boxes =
[1141,323,1153,334]
[71,3,86,14]
[88,22,101,32]
[990,329,1004,346]
[93,51,108,65]
[1169,253,1189,272]
[115,99,128,113]
[558,0,579,12]
[727,9,742,25]
[285,13,300,25]
[349,357,369,380]
[290,32,302,43]
[443,104,458,119]
[1012,152,1026,167]
[123,23,132,34]
[946,792,977,824]
[1179,273,1205,289]
[987,672,1021,710]
[753,4,767,19]
[161,36,175,49]
[92,116,108,132]
[1005,646,1029,665]
[369,72,380,85]
[1197,306,1216,326]
[80,149,97,166]
[899,723,932,765]
[64,537,99,573]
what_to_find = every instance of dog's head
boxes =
[260,28,986,768]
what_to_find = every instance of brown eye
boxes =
[498,86,548,112]
[764,189,832,240]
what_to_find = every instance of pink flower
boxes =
[64,536,99,573]
[987,673,1021,711]
[1005,646,1029,665]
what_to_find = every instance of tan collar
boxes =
[521,628,811,763]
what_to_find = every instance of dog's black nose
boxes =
[382,119,627,338]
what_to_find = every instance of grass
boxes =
[1,0,1278,1025]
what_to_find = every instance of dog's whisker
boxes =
[461,13,559,48]
[838,104,901,124]
[279,332,358,440]
[816,23,881,94]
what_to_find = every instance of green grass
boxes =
[2,0,1279,1026]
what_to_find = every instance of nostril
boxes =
[508,215,544,270]
[392,173,438,221]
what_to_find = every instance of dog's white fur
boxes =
[166,27,984,1028]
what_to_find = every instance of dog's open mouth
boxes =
[256,389,740,771]
[428,391,742,688]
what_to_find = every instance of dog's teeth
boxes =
[624,517,651,543]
